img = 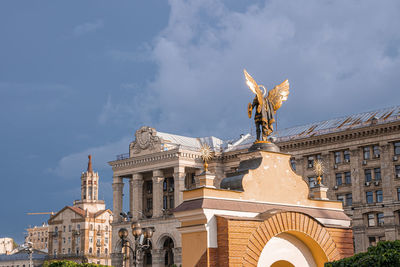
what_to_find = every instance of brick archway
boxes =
[242,211,340,266]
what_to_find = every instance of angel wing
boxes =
[244,69,264,108]
[267,79,290,112]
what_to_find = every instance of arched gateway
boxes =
[174,148,353,266]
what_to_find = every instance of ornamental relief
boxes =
[130,126,162,155]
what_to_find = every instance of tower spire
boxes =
[87,155,93,173]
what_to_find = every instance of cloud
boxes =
[48,136,131,179]
[103,0,400,139]
[73,20,104,36]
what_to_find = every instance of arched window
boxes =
[163,237,174,266]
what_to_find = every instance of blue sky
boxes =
[1,0,399,243]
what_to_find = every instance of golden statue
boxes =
[244,69,290,142]
[200,143,213,172]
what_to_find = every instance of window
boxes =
[90,224,93,231]
[290,158,296,171]
[346,193,352,206]
[54,249,57,255]
[394,142,400,155]
[68,225,72,232]
[105,226,108,232]
[369,236,376,246]
[377,213,384,226]
[63,226,66,232]
[344,172,351,184]
[169,195,174,209]
[335,173,342,186]
[337,195,345,205]
[307,156,315,168]
[397,188,400,200]
[68,237,71,243]
[365,169,372,182]
[62,248,65,254]
[163,180,168,191]
[376,190,383,203]
[77,224,80,231]
[97,225,100,232]
[373,145,380,158]
[55,226,58,233]
[366,191,373,203]
[146,198,152,212]
[363,147,370,160]
[396,165,400,177]
[374,168,381,180]
[343,150,350,162]
[368,214,375,226]
[308,177,316,188]
[68,248,71,254]
[334,151,341,164]
[105,248,108,255]
[63,237,66,244]
[146,181,153,194]
[89,247,92,254]
[105,237,108,244]
[89,237,93,243]
[163,196,167,210]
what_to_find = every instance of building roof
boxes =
[144,106,400,154]
[273,105,400,142]
[0,250,47,261]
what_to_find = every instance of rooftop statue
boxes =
[244,69,290,142]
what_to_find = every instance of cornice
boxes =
[109,148,202,170]
[277,120,400,151]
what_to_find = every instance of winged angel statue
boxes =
[244,69,290,142]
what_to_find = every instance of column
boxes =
[152,170,164,218]
[132,173,144,221]
[151,249,164,267]
[174,166,186,207]
[112,176,124,223]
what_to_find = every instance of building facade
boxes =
[276,106,400,253]
[110,106,400,265]
[25,224,48,252]
[48,155,113,265]
[0,238,15,255]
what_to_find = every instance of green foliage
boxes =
[325,240,400,267]
[43,260,110,267]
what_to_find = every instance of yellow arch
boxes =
[242,211,340,267]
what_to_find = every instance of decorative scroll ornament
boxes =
[200,143,213,172]
[131,126,161,154]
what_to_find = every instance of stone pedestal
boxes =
[196,172,216,188]
[311,184,329,200]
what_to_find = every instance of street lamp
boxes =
[118,222,154,267]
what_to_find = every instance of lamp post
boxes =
[118,222,154,267]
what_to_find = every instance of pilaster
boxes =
[350,147,362,205]
[173,166,186,207]
[151,249,164,267]
[380,142,394,203]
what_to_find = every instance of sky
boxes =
[1,0,399,244]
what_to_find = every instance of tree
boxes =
[325,240,400,267]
